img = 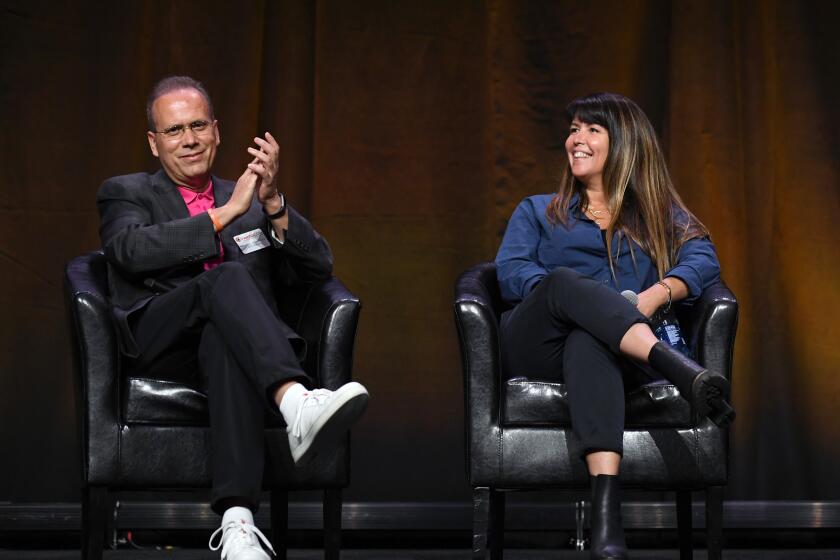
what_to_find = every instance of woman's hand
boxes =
[636,277,690,317]
[636,287,665,318]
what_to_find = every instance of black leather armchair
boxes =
[65,251,361,560]
[453,262,738,560]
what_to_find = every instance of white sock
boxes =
[278,382,308,423]
[221,505,254,527]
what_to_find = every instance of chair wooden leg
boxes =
[324,488,342,560]
[271,490,289,560]
[472,487,504,560]
[473,487,491,559]
[81,486,108,560]
[490,490,505,560]
[676,490,693,560]
[705,485,724,560]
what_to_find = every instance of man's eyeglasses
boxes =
[154,120,214,139]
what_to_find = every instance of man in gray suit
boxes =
[97,76,368,560]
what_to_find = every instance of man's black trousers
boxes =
[128,262,310,513]
[500,267,655,457]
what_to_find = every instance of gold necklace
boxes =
[584,205,611,219]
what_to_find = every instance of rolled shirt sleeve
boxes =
[495,199,550,304]
[665,235,721,303]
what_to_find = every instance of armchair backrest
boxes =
[676,283,739,381]
[286,278,362,389]
[64,251,120,482]
[453,263,505,480]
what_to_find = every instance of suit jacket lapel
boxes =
[212,174,233,208]
[212,176,240,260]
[150,169,189,220]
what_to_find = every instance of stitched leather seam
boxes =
[693,426,699,467]
[479,299,504,483]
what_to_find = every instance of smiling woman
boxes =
[548,93,711,283]
[566,119,609,191]
[495,92,731,559]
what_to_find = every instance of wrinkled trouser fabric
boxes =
[128,261,310,512]
[500,267,654,456]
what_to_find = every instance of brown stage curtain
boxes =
[1,0,838,503]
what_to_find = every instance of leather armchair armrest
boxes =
[678,280,739,381]
[64,251,121,484]
[277,277,361,390]
[454,263,505,482]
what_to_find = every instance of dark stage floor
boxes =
[2,551,840,559]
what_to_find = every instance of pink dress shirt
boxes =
[177,181,224,270]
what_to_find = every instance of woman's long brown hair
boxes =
[546,92,709,280]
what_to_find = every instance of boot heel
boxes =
[709,398,736,426]
[692,372,735,426]
[648,341,736,425]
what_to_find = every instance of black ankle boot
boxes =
[590,474,628,559]
[647,341,735,426]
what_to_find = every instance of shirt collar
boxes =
[569,192,587,219]
[176,179,214,204]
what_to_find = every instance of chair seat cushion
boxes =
[123,377,209,425]
[122,377,285,427]
[503,377,692,428]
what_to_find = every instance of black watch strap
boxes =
[263,193,286,220]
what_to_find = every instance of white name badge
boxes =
[233,228,271,254]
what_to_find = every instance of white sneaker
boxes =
[208,519,275,559]
[288,381,369,465]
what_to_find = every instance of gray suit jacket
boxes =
[97,169,333,357]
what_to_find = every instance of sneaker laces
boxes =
[289,389,332,439]
[209,519,276,558]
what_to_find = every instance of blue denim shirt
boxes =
[495,194,721,305]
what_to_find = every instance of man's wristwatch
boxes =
[263,193,286,220]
